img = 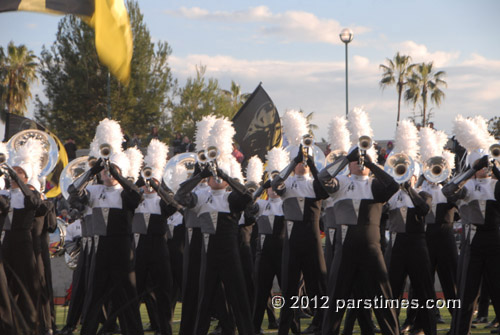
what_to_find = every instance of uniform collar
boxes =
[144,192,157,199]
[105,184,122,191]
[210,189,226,196]
[351,174,369,181]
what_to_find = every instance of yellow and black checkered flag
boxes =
[0,0,133,84]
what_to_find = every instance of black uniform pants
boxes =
[253,233,283,331]
[386,233,437,335]
[136,234,173,335]
[322,225,399,335]
[80,235,143,335]
[0,246,14,335]
[195,228,254,335]
[452,229,500,335]
[279,221,327,334]
[168,225,185,311]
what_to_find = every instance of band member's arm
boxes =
[442,155,489,201]
[403,184,431,217]
[174,165,211,208]
[44,201,58,233]
[6,166,41,209]
[0,195,10,214]
[307,156,329,200]
[216,169,253,212]
[109,163,143,209]
[271,146,304,196]
[492,162,500,181]
[365,158,399,202]
[68,158,104,197]
[150,179,184,214]
[253,179,271,201]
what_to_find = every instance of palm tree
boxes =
[404,62,447,127]
[0,42,38,116]
[379,52,414,124]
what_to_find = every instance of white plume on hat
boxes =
[230,156,244,183]
[207,117,235,158]
[195,115,217,152]
[453,115,495,153]
[169,163,188,193]
[281,110,309,146]
[94,118,124,157]
[419,127,453,170]
[394,120,420,161]
[109,151,129,175]
[144,139,169,181]
[124,147,143,182]
[89,138,99,158]
[215,153,234,179]
[11,138,44,180]
[246,156,263,184]
[347,107,376,160]
[453,115,494,167]
[265,147,290,173]
[328,116,351,153]
[442,150,456,171]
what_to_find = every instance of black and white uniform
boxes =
[274,174,328,334]
[73,178,144,335]
[321,168,400,335]
[179,184,207,335]
[252,197,285,331]
[133,191,177,335]
[448,177,500,335]
[177,184,254,335]
[0,192,14,335]
[421,181,458,316]
[1,184,41,335]
[166,210,185,312]
[385,188,436,335]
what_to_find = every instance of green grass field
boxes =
[54,304,497,334]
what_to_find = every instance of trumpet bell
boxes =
[141,167,153,180]
[358,136,373,151]
[60,156,91,199]
[423,156,451,184]
[490,143,500,162]
[99,143,112,159]
[384,152,415,184]
[197,150,208,164]
[206,146,219,161]
[302,134,314,148]
[6,129,59,177]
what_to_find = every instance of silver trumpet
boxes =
[206,146,221,182]
[384,152,415,184]
[358,135,373,170]
[302,134,314,165]
[423,156,451,184]
[99,143,112,173]
[490,143,500,162]
[197,150,208,165]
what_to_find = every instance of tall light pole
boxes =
[339,28,353,118]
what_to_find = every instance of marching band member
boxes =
[418,126,458,322]
[132,140,178,335]
[384,120,436,335]
[252,148,288,333]
[175,117,255,335]
[69,119,144,335]
[271,110,329,334]
[443,115,500,335]
[319,108,400,335]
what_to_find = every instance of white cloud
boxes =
[165,6,370,45]
[169,51,500,140]
[397,40,460,67]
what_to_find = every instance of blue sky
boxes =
[1,0,499,142]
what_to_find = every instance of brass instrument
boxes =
[302,134,314,165]
[49,218,67,257]
[384,152,415,184]
[325,150,349,176]
[490,143,500,162]
[206,146,220,182]
[162,152,197,190]
[197,150,208,165]
[357,136,373,170]
[60,156,91,200]
[423,156,451,184]
[141,167,153,180]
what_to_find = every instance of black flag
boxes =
[232,83,281,165]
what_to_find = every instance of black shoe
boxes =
[56,326,75,335]
[301,324,321,334]
[374,326,382,333]
[409,330,424,335]
[268,320,279,329]
[491,328,500,334]
[473,316,489,324]
[436,315,445,324]
[487,320,500,329]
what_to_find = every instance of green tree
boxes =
[489,116,500,139]
[0,42,38,116]
[379,52,414,124]
[404,62,447,127]
[35,0,175,147]
[169,65,238,139]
